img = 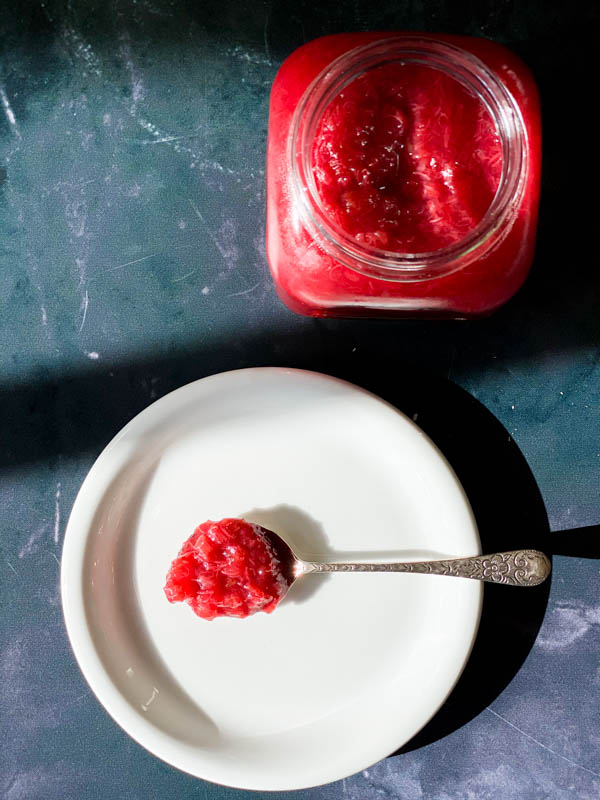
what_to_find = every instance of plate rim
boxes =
[61,366,482,790]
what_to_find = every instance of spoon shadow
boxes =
[547,525,600,558]
[330,548,455,561]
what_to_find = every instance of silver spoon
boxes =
[260,527,551,589]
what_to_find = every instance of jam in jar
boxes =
[266,33,541,318]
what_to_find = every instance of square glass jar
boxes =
[266,33,541,318]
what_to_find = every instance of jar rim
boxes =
[290,35,528,281]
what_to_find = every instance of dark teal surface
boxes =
[1,2,599,798]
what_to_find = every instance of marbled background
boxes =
[1,1,599,798]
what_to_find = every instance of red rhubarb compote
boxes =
[312,63,502,254]
[164,519,291,620]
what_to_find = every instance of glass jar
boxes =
[266,33,541,318]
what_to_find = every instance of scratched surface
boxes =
[1,1,599,799]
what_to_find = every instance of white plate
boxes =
[61,367,481,790]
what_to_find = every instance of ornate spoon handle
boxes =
[302,550,551,586]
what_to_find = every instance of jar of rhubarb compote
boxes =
[266,33,541,318]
